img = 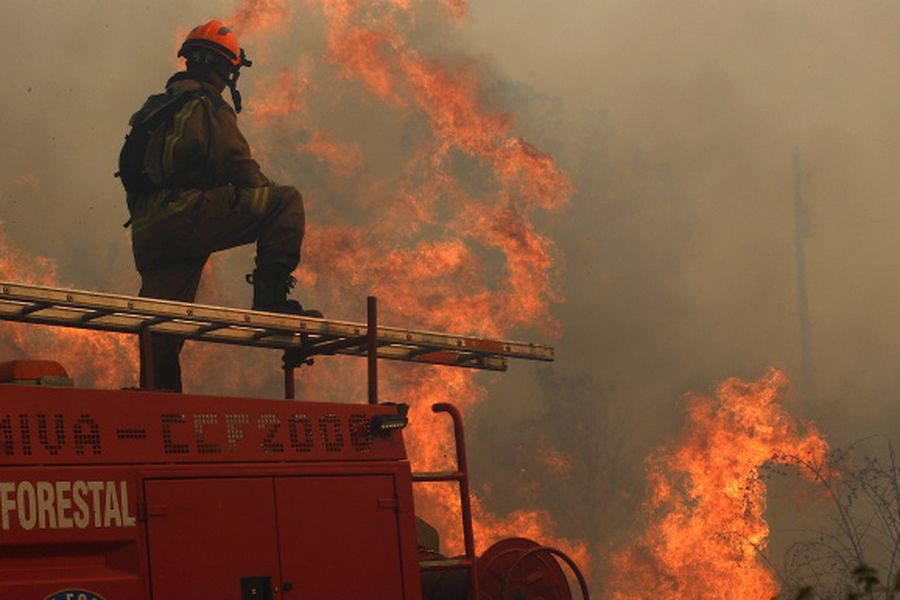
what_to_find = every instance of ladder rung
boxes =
[79,308,115,322]
[196,322,228,334]
[140,315,172,327]
[412,471,464,482]
[19,302,51,316]
[306,336,368,355]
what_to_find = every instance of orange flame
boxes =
[608,369,829,599]
[298,131,364,179]
[3,0,584,573]
[229,0,579,561]
[227,0,288,37]
[0,221,138,389]
[247,67,310,122]
[443,0,468,20]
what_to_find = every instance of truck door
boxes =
[274,476,405,599]
[145,478,281,600]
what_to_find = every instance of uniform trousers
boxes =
[129,184,305,392]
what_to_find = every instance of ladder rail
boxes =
[0,308,510,372]
[0,281,554,367]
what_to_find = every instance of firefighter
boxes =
[121,20,320,392]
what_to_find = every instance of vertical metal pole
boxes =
[367,296,378,405]
[284,365,295,400]
[792,151,814,400]
[139,328,155,390]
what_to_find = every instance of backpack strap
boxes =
[118,86,226,210]
[132,87,222,129]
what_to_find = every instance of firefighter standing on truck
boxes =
[119,20,321,392]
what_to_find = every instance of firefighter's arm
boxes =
[205,101,271,188]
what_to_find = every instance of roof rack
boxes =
[0,281,554,401]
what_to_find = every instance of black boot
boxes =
[246,265,323,317]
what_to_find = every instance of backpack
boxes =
[116,89,214,195]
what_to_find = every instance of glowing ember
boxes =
[608,369,829,599]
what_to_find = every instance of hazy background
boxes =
[3,0,900,593]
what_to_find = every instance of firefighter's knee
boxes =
[274,185,303,210]
[271,185,304,227]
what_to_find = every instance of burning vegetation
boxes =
[608,369,829,599]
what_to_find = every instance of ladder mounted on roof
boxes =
[0,281,554,401]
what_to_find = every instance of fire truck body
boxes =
[0,282,588,600]
[0,383,420,599]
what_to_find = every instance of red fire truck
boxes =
[0,281,588,600]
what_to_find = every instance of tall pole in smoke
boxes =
[792,151,814,401]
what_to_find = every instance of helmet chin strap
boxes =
[227,69,243,113]
[228,49,252,114]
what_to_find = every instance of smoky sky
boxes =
[460,0,900,584]
[3,0,900,592]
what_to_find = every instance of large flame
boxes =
[225,0,585,564]
[1,0,585,575]
[607,369,829,599]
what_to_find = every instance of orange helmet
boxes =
[177,19,252,69]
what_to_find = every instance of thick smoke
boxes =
[3,0,900,596]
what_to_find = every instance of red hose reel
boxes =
[478,537,590,600]
[421,537,590,600]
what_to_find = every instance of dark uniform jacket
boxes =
[141,73,269,190]
[128,72,274,272]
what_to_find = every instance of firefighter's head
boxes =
[177,20,253,112]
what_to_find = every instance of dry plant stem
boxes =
[792,454,869,571]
